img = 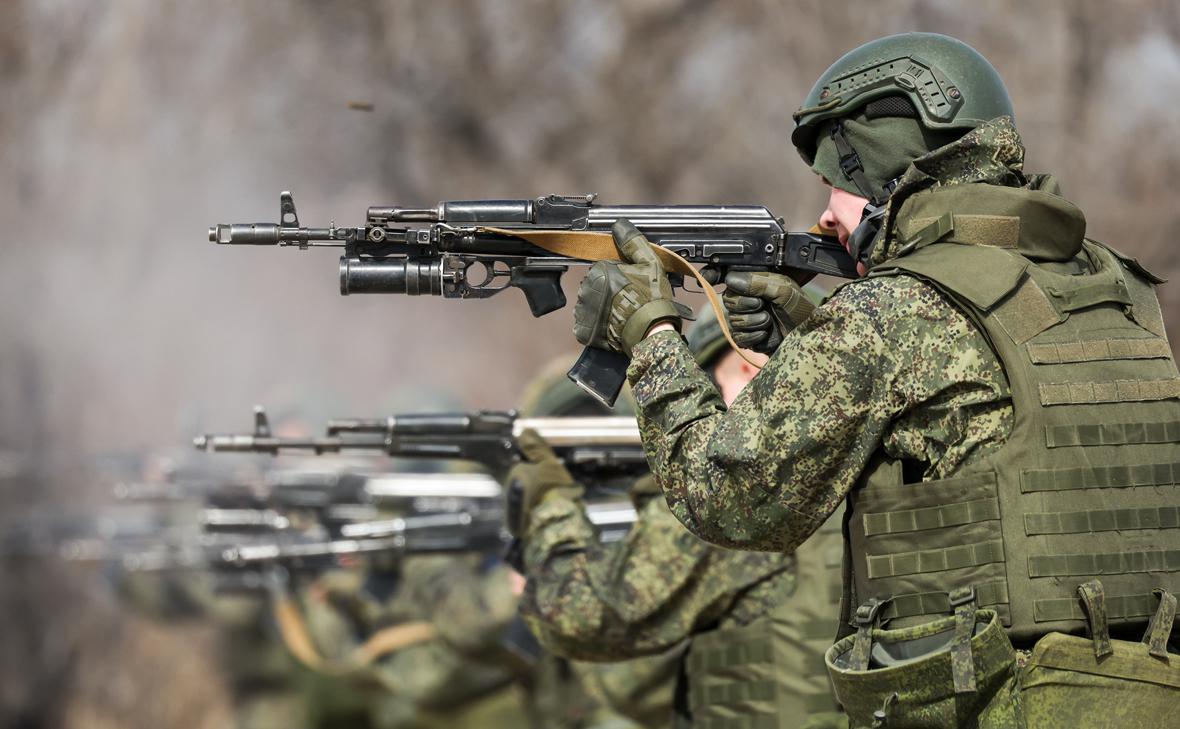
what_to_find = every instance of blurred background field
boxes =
[2,1,1179,726]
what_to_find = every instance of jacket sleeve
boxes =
[519,484,790,661]
[627,276,1011,554]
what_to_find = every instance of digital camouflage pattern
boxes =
[573,647,684,727]
[629,282,1011,554]
[520,475,793,659]
[308,554,641,729]
[627,118,1025,554]
[312,555,529,727]
[826,610,1022,728]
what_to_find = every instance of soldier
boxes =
[571,32,1180,727]
[510,322,845,727]
[289,374,646,729]
[512,360,676,729]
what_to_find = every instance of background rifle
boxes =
[194,406,647,488]
[209,192,858,404]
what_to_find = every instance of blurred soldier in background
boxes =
[117,568,372,729]
[510,312,846,727]
[514,361,681,728]
[266,368,655,729]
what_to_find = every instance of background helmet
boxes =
[792,32,1014,165]
[686,305,728,372]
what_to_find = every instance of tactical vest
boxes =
[847,185,1180,644]
[683,507,846,728]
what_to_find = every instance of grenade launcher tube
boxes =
[339,257,444,295]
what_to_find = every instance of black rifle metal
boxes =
[195,406,647,488]
[210,192,858,405]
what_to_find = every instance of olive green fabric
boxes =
[811,113,962,200]
[854,181,1180,642]
[826,609,1020,728]
[575,649,684,728]
[793,32,1014,162]
[871,116,1026,268]
[1021,630,1180,728]
[684,508,845,729]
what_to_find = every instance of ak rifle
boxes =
[194,407,647,488]
[209,192,857,405]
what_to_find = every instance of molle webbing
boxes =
[880,581,1009,621]
[1038,378,1180,406]
[865,539,1004,579]
[1028,550,1180,578]
[1020,462,1180,492]
[1044,420,1180,448]
[853,237,1180,642]
[1024,506,1180,535]
[1028,337,1171,364]
[862,497,999,536]
[1033,591,1175,623]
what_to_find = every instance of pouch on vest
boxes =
[825,607,1020,728]
[1020,580,1180,728]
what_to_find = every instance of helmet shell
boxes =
[792,33,1014,162]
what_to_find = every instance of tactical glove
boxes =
[573,220,693,355]
[722,271,816,354]
[504,429,583,538]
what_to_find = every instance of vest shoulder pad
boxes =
[1086,239,1167,284]
[869,243,1028,311]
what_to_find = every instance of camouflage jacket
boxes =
[519,478,794,661]
[628,119,1028,553]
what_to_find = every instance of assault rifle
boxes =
[209,192,857,405]
[194,407,647,488]
[157,492,637,578]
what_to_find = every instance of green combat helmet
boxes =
[685,305,729,372]
[791,33,1015,268]
[792,32,1014,166]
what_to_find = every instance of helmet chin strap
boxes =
[847,203,888,270]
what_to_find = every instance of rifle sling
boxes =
[481,227,763,370]
[272,594,436,674]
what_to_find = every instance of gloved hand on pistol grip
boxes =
[573,219,694,355]
[722,271,816,355]
[504,429,583,539]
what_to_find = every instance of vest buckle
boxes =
[854,595,891,628]
[849,596,892,672]
[948,585,976,609]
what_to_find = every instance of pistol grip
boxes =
[566,346,629,408]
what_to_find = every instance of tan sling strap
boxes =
[478,225,833,371]
[272,593,436,674]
